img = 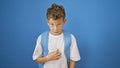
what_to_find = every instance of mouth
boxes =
[50,31,62,35]
[54,32,58,33]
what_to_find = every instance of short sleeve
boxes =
[32,35,42,60]
[70,34,81,61]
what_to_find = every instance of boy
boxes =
[33,3,80,68]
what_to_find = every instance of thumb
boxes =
[57,49,59,52]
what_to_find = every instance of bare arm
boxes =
[35,56,48,63]
[35,50,61,64]
[69,60,76,68]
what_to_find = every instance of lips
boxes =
[54,32,58,33]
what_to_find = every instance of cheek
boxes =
[57,27,63,31]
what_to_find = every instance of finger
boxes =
[57,53,61,56]
[57,49,59,52]
[57,56,61,59]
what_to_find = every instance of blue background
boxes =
[0,0,120,68]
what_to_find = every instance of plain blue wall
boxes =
[0,0,120,68]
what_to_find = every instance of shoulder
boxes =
[36,34,41,42]
[70,34,76,39]
[63,31,77,41]
[37,31,47,40]
[38,31,49,38]
[63,31,76,38]
[37,31,49,41]
[70,34,77,42]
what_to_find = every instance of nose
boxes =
[53,26,58,31]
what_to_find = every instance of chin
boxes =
[53,32,60,35]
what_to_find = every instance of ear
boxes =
[46,19,49,25]
[63,19,66,25]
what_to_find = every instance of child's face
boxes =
[47,18,66,35]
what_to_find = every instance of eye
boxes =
[58,23,61,26]
[51,24,54,26]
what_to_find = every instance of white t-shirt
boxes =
[33,32,81,68]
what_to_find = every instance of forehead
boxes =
[48,18,64,24]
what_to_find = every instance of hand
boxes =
[45,49,61,61]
